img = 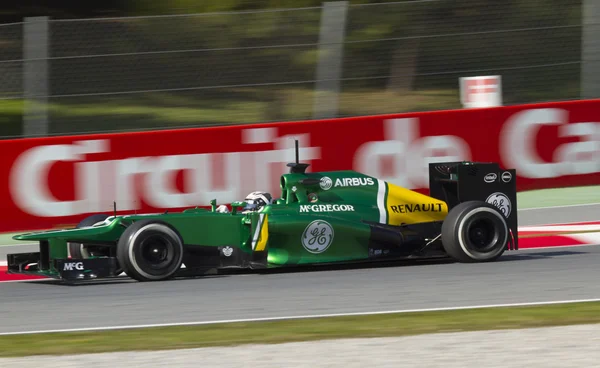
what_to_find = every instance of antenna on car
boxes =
[286,138,310,174]
[113,201,117,217]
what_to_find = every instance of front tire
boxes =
[116,220,184,282]
[68,213,124,276]
[441,201,509,263]
[75,213,111,228]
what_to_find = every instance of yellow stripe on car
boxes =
[385,182,448,225]
[255,214,269,251]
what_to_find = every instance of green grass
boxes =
[3,300,600,357]
[517,185,600,209]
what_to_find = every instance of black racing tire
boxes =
[441,200,509,263]
[75,213,111,229]
[69,213,124,275]
[69,213,110,259]
[116,220,184,282]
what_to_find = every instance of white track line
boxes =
[520,224,600,232]
[518,203,600,211]
[2,298,600,336]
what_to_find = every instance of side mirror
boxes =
[210,199,217,212]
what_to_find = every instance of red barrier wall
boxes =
[1,98,600,232]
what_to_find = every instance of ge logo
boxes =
[301,220,334,254]
[486,192,511,218]
[320,177,333,190]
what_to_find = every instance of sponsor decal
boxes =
[222,246,233,257]
[63,262,84,271]
[320,177,333,190]
[320,177,374,190]
[301,220,334,254]
[501,171,512,183]
[484,173,497,183]
[299,204,355,213]
[369,248,390,257]
[334,177,375,188]
[486,192,511,217]
[389,203,444,214]
[7,132,322,218]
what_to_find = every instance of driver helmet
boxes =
[243,191,273,212]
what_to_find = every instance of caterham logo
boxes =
[301,220,334,254]
[222,246,233,257]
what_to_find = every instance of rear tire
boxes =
[441,201,508,263]
[116,220,184,282]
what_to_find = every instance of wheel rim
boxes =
[131,228,180,277]
[460,210,506,257]
[466,218,499,252]
[139,235,174,269]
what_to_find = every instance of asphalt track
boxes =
[519,203,600,226]
[0,205,599,335]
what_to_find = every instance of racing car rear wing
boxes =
[428,161,518,250]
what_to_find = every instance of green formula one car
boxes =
[7,141,518,283]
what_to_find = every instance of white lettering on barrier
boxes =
[9,130,321,217]
[299,204,355,213]
[9,108,600,219]
[499,108,600,178]
[9,140,109,217]
[353,118,472,189]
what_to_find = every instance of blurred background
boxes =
[0,0,589,138]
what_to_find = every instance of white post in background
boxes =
[312,1,348,119]
[582,0,600,99]
[23,16,49,137]
[459,76,503,108]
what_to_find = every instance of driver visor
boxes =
[243,199,260,211]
